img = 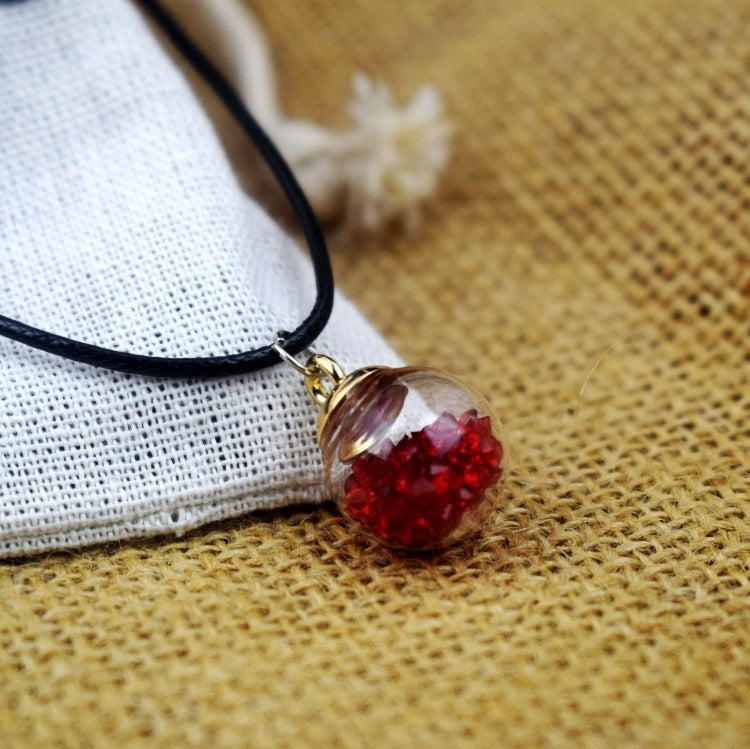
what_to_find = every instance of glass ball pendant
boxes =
[316,366,506,550]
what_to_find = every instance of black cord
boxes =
[0,0,334,379]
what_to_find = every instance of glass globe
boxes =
[318,366,506,550]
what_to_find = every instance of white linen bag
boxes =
[0,0,400,557]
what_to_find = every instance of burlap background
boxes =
[2,1,749,746]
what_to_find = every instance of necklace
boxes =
[1,0,506,551]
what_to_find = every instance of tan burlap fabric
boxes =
[2,1,749,746]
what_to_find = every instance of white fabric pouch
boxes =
[0,0,400,557]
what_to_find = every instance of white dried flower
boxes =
[198,0,452,231]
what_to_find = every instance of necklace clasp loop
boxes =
[272,330,318,375]
[273,331,346,406]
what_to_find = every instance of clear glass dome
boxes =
[319,366,506,550]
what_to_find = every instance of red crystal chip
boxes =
[342,409,504,548]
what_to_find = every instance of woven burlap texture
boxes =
[2,0,749,746]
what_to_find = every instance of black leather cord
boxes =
[0,0,334,379]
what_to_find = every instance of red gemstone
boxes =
[341,409,504,548]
